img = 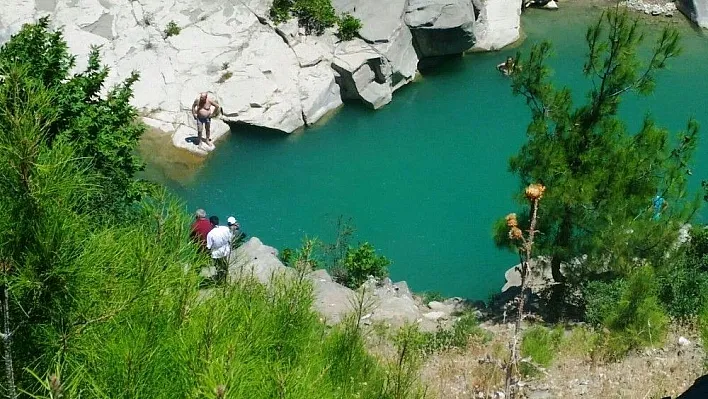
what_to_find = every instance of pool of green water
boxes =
[146,5,708,300]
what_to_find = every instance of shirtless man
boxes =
[191,92,219,145]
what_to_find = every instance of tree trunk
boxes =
[2,283,17,399]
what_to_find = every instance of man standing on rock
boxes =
[191,92,219,145]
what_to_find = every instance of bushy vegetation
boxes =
[658,226,708,319]
[496,9,700,289]
[337,12,362,40]
[336,242,390,288]
[421,311,489,354]
[520,326,563,376]
[163,20,181,38]
[0,16,147,215]
[270,0,362,39]
[0,19,424,399]
[583,266,668,358]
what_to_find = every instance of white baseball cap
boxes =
[227,216,237,225]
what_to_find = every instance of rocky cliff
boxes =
[677,0,708,28]
[0,0,521,155]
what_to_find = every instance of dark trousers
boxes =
[213,256,229,283]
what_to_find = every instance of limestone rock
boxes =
[472,0,522,51]
[405,0,477,57]
[677,0,708,28]
[311,277,357,325]
[423,311,447,320]
[229,237,293,285]
[332,39,393,109]
[542,0,558,10]
[332,0,419,94]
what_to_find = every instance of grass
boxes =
[421,311,490,354]
[217,71,233,83]
[520,325,563,377]
[421,291,445,305]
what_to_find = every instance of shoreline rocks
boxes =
[619,0,678,17]
[226,237,469,331]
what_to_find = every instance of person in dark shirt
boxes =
[190,208,213,249]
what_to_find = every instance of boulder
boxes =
[332,0,419,89]
[472,0,522,51]
[677,0,708,28]
[404,0,477,57]
[229,237,293,285]
[332,39,393,109]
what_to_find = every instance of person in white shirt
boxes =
[206,216,233,282]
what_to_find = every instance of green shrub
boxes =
[656,225,708,318]
[421,311,489,354]
[334,242,390,288]
[293,0,338,35]
[584,278,628,326]
[658,264,708,319]
[337,13,361,41]
[557,325,600,359]
[270,0,294,23]
[584,267,669,359]
[421,291,445,305]
[520,325,563,376]
[163,20,181,38]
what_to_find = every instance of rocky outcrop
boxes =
[226,237,466,331]
[1,0,523,156]
[472,0,522,51]
[677,0,708,28]
[331,0,418,108]
[621,0,678,17]
[404,0,477,57]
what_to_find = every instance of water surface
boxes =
[145,5,708,299]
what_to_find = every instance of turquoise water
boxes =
[147,6,708,300]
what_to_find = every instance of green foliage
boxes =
[583,278,628,326]
[557,325,600,359]
[421,311,489,354]
[337,13,362,41]
[293,0,338,35]
[270,0,294,23]
[335,242,391,288]
[584,266,668,358]
[270,0,349,36]
[698,308,708,364]
[657,225,708,318]
[520,325,563,376]
[0,21,424,398]
[0,17,147,215]
[163,20,181,38]
[421,291,445,305]
[503,8,701,283]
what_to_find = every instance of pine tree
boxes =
[498,8,701,286]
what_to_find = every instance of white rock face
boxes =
[677,0,708,28]
[472,0,522,51]
[332,0,419,104]
[1,0,522,156]
[0,0,344,155]
[405,0,477,57]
